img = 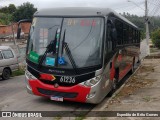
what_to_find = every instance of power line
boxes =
[148,0,160,20]
[148,0,160,7]
[114,4,137,10]
[114,1,144,10]
[116,2,145,14]
[148,0,159,15]
[128,0,145,11]
[118,3,145,16]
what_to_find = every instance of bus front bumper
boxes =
[26,79,91,103]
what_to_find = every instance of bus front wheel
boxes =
[108,68,119,97]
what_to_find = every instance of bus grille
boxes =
[37,88,78,98]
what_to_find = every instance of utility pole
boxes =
[11,23,17,45]
[145,0,150,55]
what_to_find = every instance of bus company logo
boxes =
[54,83,59,88]
[40,74,56,81]
[51,75,56,81]
[2,112,11,117]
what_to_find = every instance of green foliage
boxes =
[0,6,9,13]
[151,29,160,49]
[11,69,25,77]
[13,2,37,22]
[140,31,145,40]
[0,4,16,14]
[0,2,37,25]
[8,4,16,13]
[0,4,16,25]
[0,13,13,25]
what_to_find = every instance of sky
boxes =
[0,0,159,16]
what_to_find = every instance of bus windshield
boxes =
[27,17,104,69]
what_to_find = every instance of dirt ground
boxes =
[86,58,160,120]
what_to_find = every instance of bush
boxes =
[154,39,160,49]
[12,69,25,77]
[151,29,160,49]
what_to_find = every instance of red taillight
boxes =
[39,74,56,81]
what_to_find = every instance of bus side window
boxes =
[129,27,133,43]
[133,30,136,43]
[135,30,138,43]
[107,19,117,51]
[138,31,140,42]
[115,19,123,45]
[106,23,112,52]
[123,25,129,44]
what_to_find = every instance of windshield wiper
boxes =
[38,28,58,68]
[61,29,66,55]
[62,30,78,74]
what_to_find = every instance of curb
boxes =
[109,62,142,103]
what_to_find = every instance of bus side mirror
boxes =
[17,19,32,39]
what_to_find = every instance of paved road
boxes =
[0,72,139,120]
[0,76,96,112]
[0,76,99,120]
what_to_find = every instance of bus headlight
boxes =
[84,75,102,87]
[25,70,37,80]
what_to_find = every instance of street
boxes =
[0,76,96,112]
[0,68,140,120]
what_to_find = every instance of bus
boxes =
[17,7,140,104]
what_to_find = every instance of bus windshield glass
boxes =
[27,17,104,69]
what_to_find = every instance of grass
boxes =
[75,116,85,120]
[142,96,151,102]
[54,116,61,120]
[150,48,158,53]
[12,69,25,77]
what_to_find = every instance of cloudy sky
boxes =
[0,0,159,16]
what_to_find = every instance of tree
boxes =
[13,2,37,22]
[0,13,12,25]
[0,4,16,25]
[0,6,9,13]
[0,4,16,14]
[8,4,16,13]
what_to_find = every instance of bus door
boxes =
[106,19,117,81]
[114,19,129,80]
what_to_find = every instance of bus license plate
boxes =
[50,96,63,102]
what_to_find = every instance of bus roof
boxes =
[34,7,138,29]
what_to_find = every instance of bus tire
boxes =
[108,68,119,97]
